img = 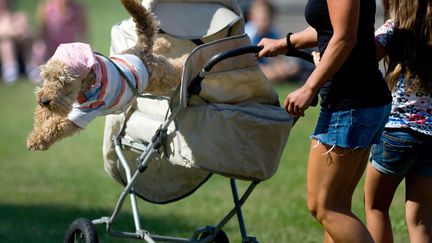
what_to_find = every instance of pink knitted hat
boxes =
[51,42,96,80]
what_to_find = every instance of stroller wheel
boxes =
[198,230,229,243]
[63,218,98,243]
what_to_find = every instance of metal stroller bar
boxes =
[104,124,260,242]
[188,46,314,96]
[101,106,183,241]
[99,138,261,242]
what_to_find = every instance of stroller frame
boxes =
[98,134,260,243]
[64,44,315,243]
[105,107,259,243]
[64,46,271,243]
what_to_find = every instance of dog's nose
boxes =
[39,98,51,107]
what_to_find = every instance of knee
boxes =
[406,214,432,230]
[307,196,351,224]
[307,197,324,222]
[307,203,318,219]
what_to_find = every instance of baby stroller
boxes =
[63,1,313,242]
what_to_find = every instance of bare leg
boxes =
[324,231,335,243]
[405,174,432,243]
[364,163,403,243]
[323,151,365,243]
[0,39,18,83]
[307,139,373,243]
[15,37,41,83]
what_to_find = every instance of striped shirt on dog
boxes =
[68,54,148,128]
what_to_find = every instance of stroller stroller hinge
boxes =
[151,127,168,150]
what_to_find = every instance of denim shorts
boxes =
[311,104,391,149]
[370,128,432,177]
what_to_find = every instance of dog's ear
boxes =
[40,60,78,85]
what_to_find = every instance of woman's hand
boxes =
[257,38,288,58]
[284,85,316,117]
[312,51,321,66]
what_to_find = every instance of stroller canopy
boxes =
[141,0,244,39]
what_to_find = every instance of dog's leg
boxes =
[27,114,81,151]
[30,105,51,136]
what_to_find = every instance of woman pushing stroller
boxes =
[257,0,392,242]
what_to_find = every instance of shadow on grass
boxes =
[0,203,201,242]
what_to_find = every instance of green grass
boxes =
[0,81,408,243]
[0,1,408,242]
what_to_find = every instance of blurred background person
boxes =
[245,0,313,84]
[0,0,39,84]
[36,0,88,61]
[245,0,279,48]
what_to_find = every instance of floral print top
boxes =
[375,19,432,136]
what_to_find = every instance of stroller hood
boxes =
[142,0,243,39]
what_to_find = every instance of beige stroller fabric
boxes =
[103,0,293,203]
[105,98,212,204]
[180,34,279,107]
[104,0,246,203]
[110,0,244,56]
[142,0,243,40]
[150,2,240,39]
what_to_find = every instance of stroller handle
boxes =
[188,45,318,108]
[202,46,314,73]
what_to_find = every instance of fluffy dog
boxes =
[27,0,186,151]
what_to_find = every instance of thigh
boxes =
[307,139,370,207]
[364,163,404,209]
[411,133,432,177]
[405,174,432,223]
[0,39,15,56]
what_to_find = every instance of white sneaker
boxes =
[27,67,41,84]
[2,65,18,85]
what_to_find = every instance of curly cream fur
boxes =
[27,0,186,151]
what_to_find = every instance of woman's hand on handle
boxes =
[257,27,318,59]
[256,38,288,58]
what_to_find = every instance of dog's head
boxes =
[36,43,96,116]
[36,60,82,116]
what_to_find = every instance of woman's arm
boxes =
[284,0,360,116]
[257,26,317,58]
[305,0,359,92]
[374,19,394,61]
[289,26,318,49]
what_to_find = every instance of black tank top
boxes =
[305,0,391,110]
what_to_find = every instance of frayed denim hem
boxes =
[310,135,365,156]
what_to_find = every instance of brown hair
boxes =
[382,0,432,92]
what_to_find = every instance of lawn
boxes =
[0,1,408,242]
